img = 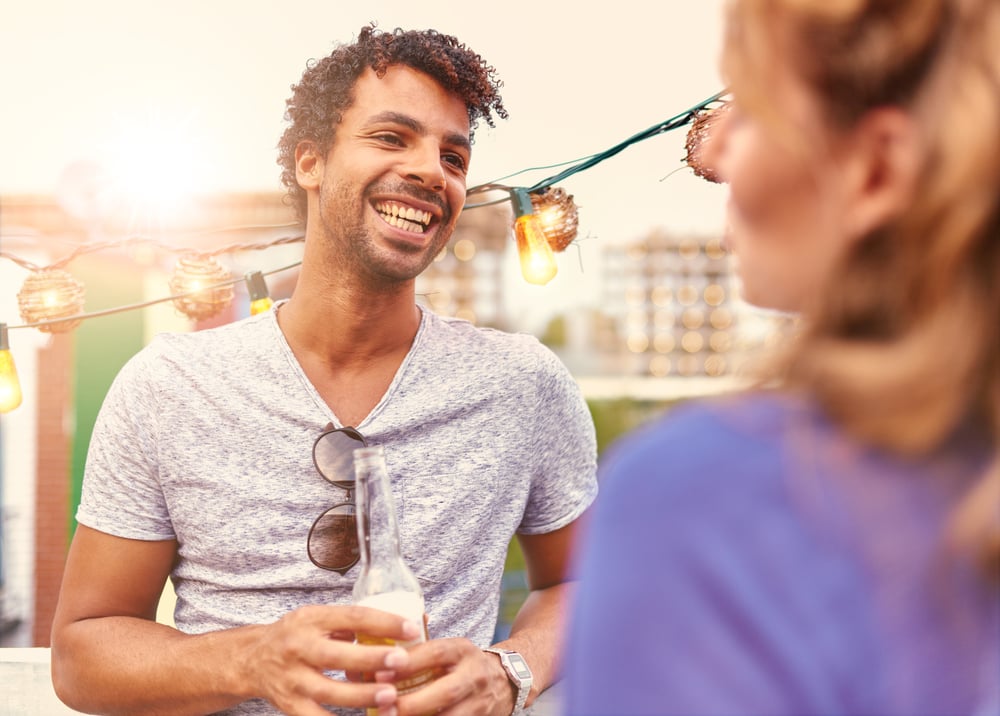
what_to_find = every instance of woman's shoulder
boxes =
[603,390,818,477]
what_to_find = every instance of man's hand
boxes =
[245,604,423,716]
[382,637,515,716]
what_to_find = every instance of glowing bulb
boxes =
[168,254,234,321]
[538,206,561,228]
[17,268,86,333]
[0,324,23,414]
[245,270,274,316]
[529,186,579,252]
[511,189,557,285]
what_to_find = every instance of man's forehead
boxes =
[349,65,470,133]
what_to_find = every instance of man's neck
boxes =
[277,281,421,370]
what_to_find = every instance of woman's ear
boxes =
[295,141,323,190]
[841,107,921,241]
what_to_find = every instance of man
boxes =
[50,24,597,716]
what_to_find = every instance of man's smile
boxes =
[374,200,434,234]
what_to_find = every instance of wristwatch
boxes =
[483,647,533,714]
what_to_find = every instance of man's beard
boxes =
[317,178,456,286]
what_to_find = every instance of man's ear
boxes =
[295,141,323,190]
[841,107,921,242]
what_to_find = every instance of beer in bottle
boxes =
[352,445,435,700]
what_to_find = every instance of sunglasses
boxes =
[307,423,367,574]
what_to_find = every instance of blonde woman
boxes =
[563,0,1000,714]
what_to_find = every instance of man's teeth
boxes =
[375,202,432,233]
[384,214,427,233]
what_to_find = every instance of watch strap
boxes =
[483,647,532,714]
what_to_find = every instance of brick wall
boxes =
[33,333,73,646]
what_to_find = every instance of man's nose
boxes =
[401,143,446,192]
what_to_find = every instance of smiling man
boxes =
[50,24,598,716]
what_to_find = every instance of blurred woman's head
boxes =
[709,0,1000,576]
[713,0,1000,453]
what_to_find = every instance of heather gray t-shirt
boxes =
[78,303,597,715]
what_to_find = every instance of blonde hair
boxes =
[724,0,1000,575]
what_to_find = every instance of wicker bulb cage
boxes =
[168,254,234,321]
[17,268,86,333]
[684,101,731,184]
[530,187,579,252]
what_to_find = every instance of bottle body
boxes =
[352,446,436,697]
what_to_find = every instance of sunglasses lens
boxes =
[308,503,359,574]
[314,429,365,483]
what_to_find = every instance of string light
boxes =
[0,324,23,414]
[465,89,726,262]
[0,89,732,412]
[684,99,731,184]
[168,254,235,321]
[530,187,579,252]
[16,269,86,333]
[511,188,558,285]
[245,270,274,315]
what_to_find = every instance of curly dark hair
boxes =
[277,23,508,220]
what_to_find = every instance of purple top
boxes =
[562,392,999,716]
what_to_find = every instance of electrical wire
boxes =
[6,260,302,331]
[1,89,728,332]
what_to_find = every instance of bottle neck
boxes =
[354,448,404,569]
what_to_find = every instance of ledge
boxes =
[0,648,82,714]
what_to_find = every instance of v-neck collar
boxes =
[269,300,429,430]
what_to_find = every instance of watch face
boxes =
[507,653,532,680]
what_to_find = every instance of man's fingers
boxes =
[321,604,423,641]
[395,669,473,716]
[287,604,421,642]
[313,639,411,674]
[298,673,400,711]
[397,637,467,674]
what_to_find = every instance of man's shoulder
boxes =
[145,312,271,354]
[121,313,274,381]
[421,310,554,364]
[602,391,816,492]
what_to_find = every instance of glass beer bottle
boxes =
[352,445,435,701]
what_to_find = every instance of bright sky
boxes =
[0,0,729,327]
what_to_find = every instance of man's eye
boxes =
[375,134,404,146]
[443,154,467,172]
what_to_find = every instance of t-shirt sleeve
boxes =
[516,345,598,535]
[76,341,176,540]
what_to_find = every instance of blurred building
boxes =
[599,229,739,378]
[416,202,512,330]
[594,228,798,381]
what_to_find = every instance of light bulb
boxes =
[684,101,730,184]
[168,254,234,321]
[245,270,274,316]
[529,186,579,252]
[0,324,23,413]
[511,189,558,285]
[17,268,86,333]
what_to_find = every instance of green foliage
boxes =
[505,537,525,572]
[538,314,567,349]
[586,398,678,455]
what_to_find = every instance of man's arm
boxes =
[492,518,582,708]
[51,525,420,716]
